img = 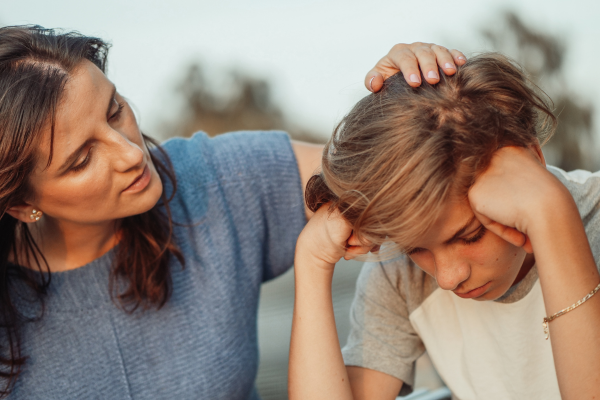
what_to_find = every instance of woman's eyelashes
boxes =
[70,147,93,172]
[110,101,125,122]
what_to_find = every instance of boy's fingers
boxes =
[347,233,374,247]
[344,245,373,260]
[476,215,532,253]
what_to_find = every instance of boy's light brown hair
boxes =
[306,53,556,250]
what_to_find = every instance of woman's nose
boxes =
[109,131,144,172]
[433,253,470,291]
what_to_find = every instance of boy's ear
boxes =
[6,204,40,224]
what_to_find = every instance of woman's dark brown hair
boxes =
[0,25,183,396]
[306,53,557,250]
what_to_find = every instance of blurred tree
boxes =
[483,11,597,171]
[159,63,322,143]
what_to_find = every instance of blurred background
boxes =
[2,0,598,398]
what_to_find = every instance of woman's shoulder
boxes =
[158,130,295,183]
[154,130,298,219]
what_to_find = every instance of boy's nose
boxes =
[434,254,470,291]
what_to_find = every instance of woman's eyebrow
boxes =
[443,215,478,244]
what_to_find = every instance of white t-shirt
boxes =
[342,167,600,400]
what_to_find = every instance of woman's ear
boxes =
[6,204,41,223]
[529,142,546,167]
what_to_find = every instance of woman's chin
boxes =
[122,171,164,217]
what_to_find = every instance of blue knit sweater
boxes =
[10,131,306,399]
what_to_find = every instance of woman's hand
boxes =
[366,42,467,92]
[296,204,374,272]
[467,146,568,254]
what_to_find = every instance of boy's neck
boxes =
[512,253,536,287]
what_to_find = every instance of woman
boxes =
[289,54,600,399]
[0,25,463,398]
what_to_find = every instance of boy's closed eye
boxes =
[405,225,487,255]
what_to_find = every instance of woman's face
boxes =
[26,60,163,226]
[406,197,533,301]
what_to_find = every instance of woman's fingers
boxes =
[365,43,466,92]
[365,72,385,93]
[388,43,423,87]
[364,47,421,91]
[431,45,457,76]
[449,49,467,66]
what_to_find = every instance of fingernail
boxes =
[427,71,439,79]
[369,76,375,92]
[410,74,420,83]
[458,56,466,61]
[444,62,455,70]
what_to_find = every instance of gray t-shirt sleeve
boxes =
[342,259,428,388]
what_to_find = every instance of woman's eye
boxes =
[70,148,93,172]
[109,100,125,122]
[462,226,487,245]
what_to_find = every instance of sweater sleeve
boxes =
[160,131,306,281]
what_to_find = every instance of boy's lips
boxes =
[453,281,491,299]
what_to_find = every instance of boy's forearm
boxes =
[288,249,353,400]
[530,191,600,398]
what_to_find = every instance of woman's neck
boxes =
[27,216,120,272]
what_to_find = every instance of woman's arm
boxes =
[288,206,401,400]
[469,146,600,399]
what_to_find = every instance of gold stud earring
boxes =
[29,209,42,221]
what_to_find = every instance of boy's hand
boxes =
[366,42,467,92]
[296,205,374,272]
[468,146,571,253]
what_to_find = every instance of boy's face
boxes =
[406,197,534,301]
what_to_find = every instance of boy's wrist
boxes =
[525,182,577,238]
[296,230,344,271]
[294,246,338,276]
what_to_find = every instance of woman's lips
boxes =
[454,281,492,299]
[123,165,151,193]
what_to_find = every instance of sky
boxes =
[2,0,599,141]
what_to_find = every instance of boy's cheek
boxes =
[408,253,436,276]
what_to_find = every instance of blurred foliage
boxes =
[483,11,597,171]
[161,11,596,169]
[158,63,322,143]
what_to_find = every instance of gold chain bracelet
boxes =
[543,281,600,340]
